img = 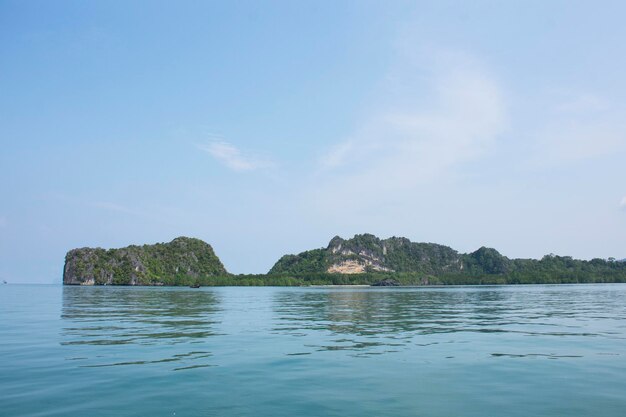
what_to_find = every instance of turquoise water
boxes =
[1,284,626,417]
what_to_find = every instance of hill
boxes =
[62,234,626,286]
[63,237,227,285]
[268,233,626,285]
[270,234,464,275]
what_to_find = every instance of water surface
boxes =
[1,284,625,416]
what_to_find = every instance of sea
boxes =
[1,284,625,417]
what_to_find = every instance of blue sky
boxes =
[1,1,625,283]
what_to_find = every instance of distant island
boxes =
[64,237,226,286]
[63,234,626,286]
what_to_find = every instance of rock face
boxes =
[269,233,465,275]
[63,237,227,285]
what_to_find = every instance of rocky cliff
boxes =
[63,237,227,285]
[269,233,467,275]
[268,233,626,283]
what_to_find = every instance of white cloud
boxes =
[621,196,626,210]
[319,141,356,169]
[199,141,270,172]
[312,50,507,210]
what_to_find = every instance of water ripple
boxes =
[61,287,221,370]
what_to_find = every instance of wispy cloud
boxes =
[198,141,271,172]
[621,196,626,210]
[313,49,507,209]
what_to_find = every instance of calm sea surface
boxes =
[1,284,626,417]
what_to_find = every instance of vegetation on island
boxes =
[63,237,227,286]
[63,234,626,286]
[265,234,626,286]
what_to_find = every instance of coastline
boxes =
[307,284,372,288]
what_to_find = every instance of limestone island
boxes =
[63,234,626,286]
[64,237,226,286]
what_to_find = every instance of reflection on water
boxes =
[61,287,221,369]
[6,284,623,417]
[60,285,626,368]
[272,287,626,357]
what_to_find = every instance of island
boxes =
[63,234,626,286]
[63,237,226,286]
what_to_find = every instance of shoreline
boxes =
[307,284,372,288]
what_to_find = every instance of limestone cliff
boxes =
[269,233,465,275]
[63,237,227,285]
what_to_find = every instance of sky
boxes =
[1,0,625,283]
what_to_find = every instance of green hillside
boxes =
[63,237,227,285]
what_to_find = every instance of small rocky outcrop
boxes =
[371,278,401,287]
[63,237,227,286]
